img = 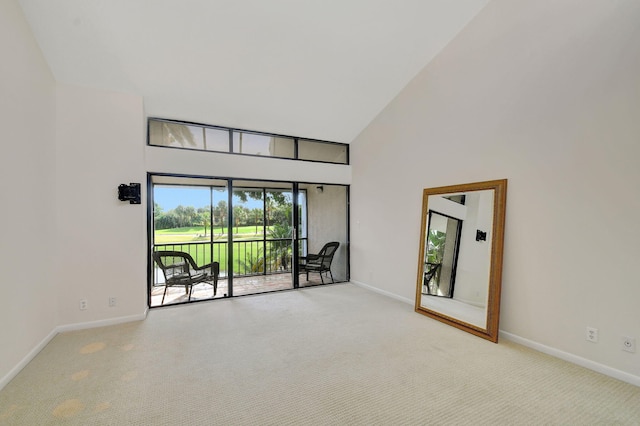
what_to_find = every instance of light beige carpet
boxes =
[1,284,639,425]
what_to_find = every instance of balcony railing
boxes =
[152,238,307,285]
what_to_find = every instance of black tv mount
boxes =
[118,183,141,204]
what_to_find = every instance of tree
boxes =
[233,205,248,233]
[250,208,263,233]
[184,206,197,227]
[154,202,163,218]
[427,230,447,264]
[270,203,291,226]
[268,223,293,270]
[160,211,182,229]
[160,122,196,147]
[173,205,186,227]
[266,191,289,206]
[197,208,211,236]
[234,190,262,203]
[214,200,227,234]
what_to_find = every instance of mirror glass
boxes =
[415,180,507,342]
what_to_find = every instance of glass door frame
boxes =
[147,172,349,307]
[226,180,300,296]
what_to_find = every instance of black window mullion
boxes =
[263,188,268,276]
[227,180,234,296]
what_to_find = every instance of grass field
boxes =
[154,225,291,274]
[155,225,269,244]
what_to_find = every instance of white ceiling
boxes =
[18,0,488,143]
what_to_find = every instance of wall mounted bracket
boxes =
[118,183,141,204]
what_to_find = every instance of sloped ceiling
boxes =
[18,0,488,142]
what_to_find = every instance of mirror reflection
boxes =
[415,180,507,342]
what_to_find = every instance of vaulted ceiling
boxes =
[18,0,488,142]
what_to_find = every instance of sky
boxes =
[154,186,264,211]
[154,186,212,210]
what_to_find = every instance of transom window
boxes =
[147,118,349,165]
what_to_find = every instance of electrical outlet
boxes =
[586,327,598,343]
[109,297,117,307]
[622,337,636,353]
[79,299,87,310]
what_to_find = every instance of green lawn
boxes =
[154,225,289,274]
[154,225,269,244]
[154,240,290,275]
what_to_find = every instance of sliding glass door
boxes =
[230,180,295,296]
[149,174,348,307]
[150,176,229,306]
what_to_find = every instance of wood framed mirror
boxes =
[415,179,507,342]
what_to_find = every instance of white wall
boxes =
[52,88,350,329]
[0,0,57,386]
[454,191,493,306]
[351,0,640,381]
[145,145,351,185]
[306,184,349,281]
[55,84,147,326]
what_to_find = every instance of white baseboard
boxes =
[0,328,58,390]
[56,309,148,333]
[500,331,640,387]
[0,309,149,391]
[351,280,640,388]
[350,280,414,305]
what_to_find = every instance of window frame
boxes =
[147,118,350,165]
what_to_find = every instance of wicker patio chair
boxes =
[153,250,219,304]
[299,241,340,284]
